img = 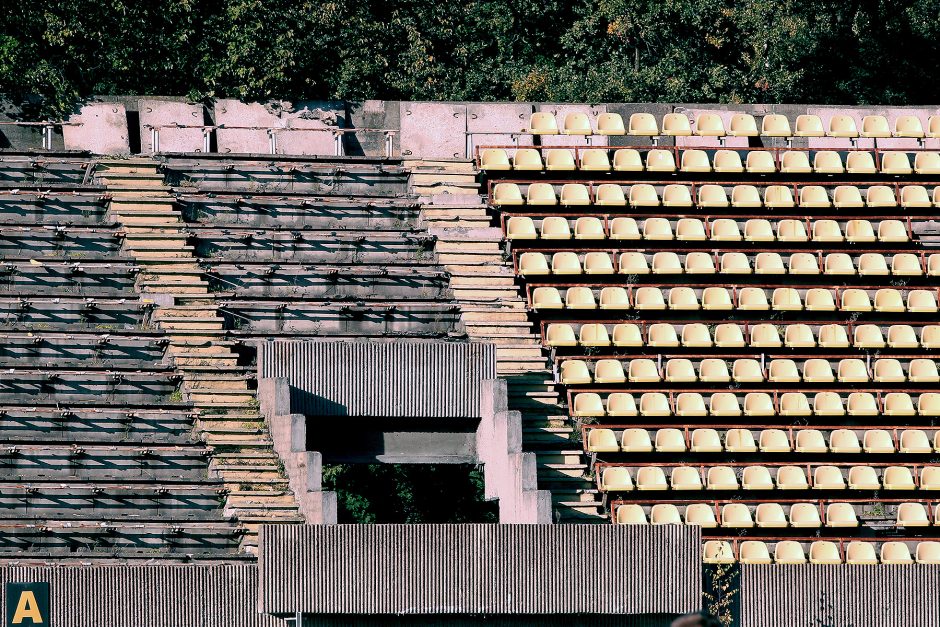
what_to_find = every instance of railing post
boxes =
[385,132,393,159]
[334,131,343,157]
[151,128,159,154]
[42,125,54,150]
[267,129,277,154]
[203,129,212,153]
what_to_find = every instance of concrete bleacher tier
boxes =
[482,107,940,562]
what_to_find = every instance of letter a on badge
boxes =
[12,591,43,624]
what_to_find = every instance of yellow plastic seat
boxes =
[668,287,699,311]
[916,542,940,565]
[560,183,591,206]
[846,542,879,565]
[618,252,649,275]
[545,323,576,347]
[795,429,827,452]
[833,185,864,208]
[800,185,831,208]
[562,112,592,135]
[564,287,597,310]
[745,151,776,173]
[795,114,824,137]
[628,359,660,384]
[682,324,713,348]
[875,358,906,383]
[885,392,916,417]
[632,287,664,310]
[597,112,626,136]
[559,360,592,385]
[924,327,940,349]
[579,149,612,171]
[803,288,834,312]
[720,252,750,274]
[628,113,658,136]
[685,252,715,274]
[911,359,940,383]
[715,323,745,348]
[760,429,792,453]
[607,393,638,417]
[685,504,717,527]
[818,324,849,348]
[841,288,872,312]
[897,503,930,527]
[579,323,611,348]
[675,393,706,418]
[575,216,605,240]
[761,114,792,137]
[663,185,693,207]
[551,252,581,275]
[754,252,784,275]
[572,393,605,417]
[651,252,681,274]
[772,287,803,311]
[740,541,772,565]
[826,503,858,528]
[846,219,876,242]
[531,287,563,310]
[828,114,859,138]
[777,466,809,490]
[680,149,711,173]
[594,359,626,384]
[527,112,559,134]
[902,185,931,210]
[882,151,913,175]
[857,253,888,277]
[518,252,549,276]
[848,466,880,491]
[640,393,671,418]
[853,325,884,349]
[914,152,940,175]
[699,185,731,208]
[711,219,742,242]
[738,287,769,311]
[512,148,543,171]
[621,428,653,452]
[847,392,878,417]
[775,542,808,565]
[734,358,765,383]
[662,113,692,136]
[896,115,926,138]
[790,503,822,528]
[732,184,762,207]
[615,504,647,525]
[654,428,685,452]
[875,289,904,313]
[846,151,877,174]
[645,149,677,173]
[781,150,812,173]
[901,429,932,453]
[725,429,756,453]
[506,216,537,240]
[527,182,558,205]
[749,325,781,350]
[929,255,940,277]
[600,467,633,491]
[648,323,679,348]
[480,148,511,170]
[692,429,723,453]
[790,252,820,275]
[709,392,740,417]
[610,217,640,240]
[824,253,854,275]
[703,541,735,565]
[909,289,938,313]
[545,149,576,171]
[667,359,698,383]
[814,219,843,242]
[584,252,614,275]
[777,218,807,242]
[814,466,846,490]
[630,184,660,208]
[539,216,571,239]
[785,324,815,349]
[921,468,940,491]
[592,185,625,209]
[675,217,706,240]
[694,113,725,136]
[636,466,669,491]
[863,429,895,454]
[861,114,890,138]
[612,149,643,172]
[754,503,787,529]
[722,503,755,529]
[742,465,773,489]
[888,324,918,349]
[744,219,774,242]
[713,150,744,173]
[586,428,619,452]
[813,392,844,417]
[829,429,860,453]
[730,113,758,136]
[810,541,843,565]
[780,392,811,417]
[813,150,844,174]
[867,185,897,207]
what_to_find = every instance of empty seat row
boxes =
[522,111,940,139]
[533,286,938,312]
[545,322,940,349]
[615,501,859,528]
[506,214,909,242]
[523,251,933,277]
[705,539,940,565]
[561,357,940,385]
[483,147,940,174]
[600,464,940,492]
[588,427,940,455]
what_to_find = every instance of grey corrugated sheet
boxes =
[258,524,701,616]
[0,564,273,627]
[741,564,940,627]
[258,340,497,418]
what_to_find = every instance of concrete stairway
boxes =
[410,159,604,522]
[98,158,303,552]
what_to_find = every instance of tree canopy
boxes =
[2,0,939,118]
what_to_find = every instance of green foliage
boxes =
[2,0,939,119]
[322,463,498,524]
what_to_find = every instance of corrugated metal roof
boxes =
[258,340,496,418]
[258,524,701,616]
[0,564,274,627]
[741,564,940,627]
